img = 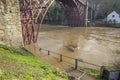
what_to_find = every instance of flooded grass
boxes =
[78,67,100,78]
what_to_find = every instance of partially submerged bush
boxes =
[113,50,120,69]
[114,60,120,69]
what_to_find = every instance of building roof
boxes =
[108,11,120,15]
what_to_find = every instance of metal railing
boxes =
[39,48,101,70]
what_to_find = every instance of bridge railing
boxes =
[39,48,102,71]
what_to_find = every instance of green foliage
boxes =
[44,2,66,25]
[0,44,68,80]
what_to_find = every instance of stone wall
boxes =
[0,0,22,47]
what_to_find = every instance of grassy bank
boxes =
[0,44,68,80]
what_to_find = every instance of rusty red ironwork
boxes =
[64,0,86,27]
[19,0,90,45]
[19,0,54,45]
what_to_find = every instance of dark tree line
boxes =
[43,2,67,25]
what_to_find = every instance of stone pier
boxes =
[0,0,22,47]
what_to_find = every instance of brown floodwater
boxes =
[30,25,120,70]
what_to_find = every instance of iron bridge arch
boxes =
[19,0,90,45]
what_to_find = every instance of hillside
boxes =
[0,44,68,80]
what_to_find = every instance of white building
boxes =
[107,11,120,24]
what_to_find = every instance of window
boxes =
[112,15,115,18]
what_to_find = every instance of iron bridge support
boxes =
[19,0,90,45]
[19,0,55,45]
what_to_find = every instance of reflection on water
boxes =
[37,25,120,70]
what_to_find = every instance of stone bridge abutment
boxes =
[0,0,22,47]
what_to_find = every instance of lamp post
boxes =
[84,0,88,27]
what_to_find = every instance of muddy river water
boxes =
[36,25,120,70]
